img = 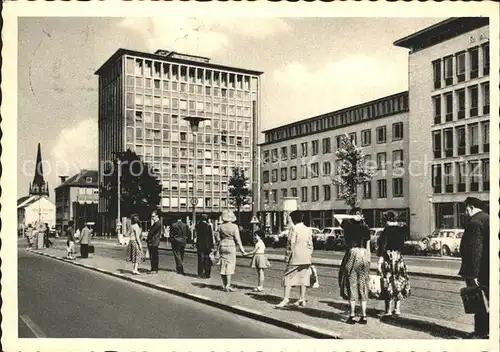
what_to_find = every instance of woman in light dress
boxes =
[216,209,246,292]
[126,214,143,275]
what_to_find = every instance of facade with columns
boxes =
[394,17,490,237]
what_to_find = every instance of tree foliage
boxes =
[228,167,252,223]
[332,134,374,209]
[101,149,162,221]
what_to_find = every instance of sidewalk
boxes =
[27,244,471,339]
[86,238,461,280]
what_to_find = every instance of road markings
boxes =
[20,315,47,338]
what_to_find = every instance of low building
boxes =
[260,92,410,233]
[55,170,99,231]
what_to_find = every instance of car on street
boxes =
[427,229,464,256]
[318,227,344,250]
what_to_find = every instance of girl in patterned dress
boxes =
[245,230,271,292]
[126,214,143,275]
[377,212,411,316]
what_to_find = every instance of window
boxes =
[433,60,441,89]
[291,187,298,197]
[323,161,331,175]
[456,126,466,156]
[291,144,297,159]
[336,135,342,149]
[469,124,479,154]
[469,86,478,117]
[392,178,403,197]
[482,122,489,152]
[322,138,331,153]
[392,150,404,168]
[323,185,331,201]
[301,142,308,157]
[457,162,466,192]
[263,171,269,183]
[482,159,490,191]
[311,163,319,178]
[443,128,453,157]
[312,140,319,155]
[180,99,187,110]
[281,147,288,160]
[469,48,479,79]
[272,190,277,203]
[361,129,371,146]
[349,132,357,145]
[309,185,319,202]
[376,126,386,143]
[432,131,442,159]
[377,180,387,198]
[443,56,453,85]
[291,166,297,180]
[433,96,441,124]
[482,43,489,75]
[456,52,466,82]
[280,168,287,181]
[457,89,465,119]
[271,149,278,162]
[432,164,442,193]
[392,122,403,140]
[482,83,490,114]
[271,169,278,183]
[363,181,372,199]
[445,93,453,121]
[281,189,288,198]
[301,187,308,202]
[469,161,480,191]
[262,151,269,164]
[377,152,387,170]
[444,163,453,193]
[300,165,308,179]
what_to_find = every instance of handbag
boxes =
[209,251,216,265]
[460,286,489,315]
[309,265,320,288]
[89,245,95,254]
[368,274,382,299]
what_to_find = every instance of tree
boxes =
[102,149,162,222]
[228,167,252,224]
[332,134,374,209]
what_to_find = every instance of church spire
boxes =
[29,143,49,197]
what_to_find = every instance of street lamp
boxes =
[183,116,208,232]
[427,195,433,235]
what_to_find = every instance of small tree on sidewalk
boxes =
[332,134,374,209]
[228,167,252,224]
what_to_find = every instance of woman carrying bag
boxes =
[126,214,143,275]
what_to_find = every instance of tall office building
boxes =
[95,49,262,231]
[260,92,410,232]
[395,17,490,238]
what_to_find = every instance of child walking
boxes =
[246,230,271,292]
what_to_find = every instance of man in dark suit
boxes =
[170,216,190,275]
[196,214,214,279]
[459,197,489,338]
[147,210,162,274]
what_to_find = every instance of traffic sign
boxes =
[190,197,199,206]
[250,216,260,224]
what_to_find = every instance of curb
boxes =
[27,250,339,339]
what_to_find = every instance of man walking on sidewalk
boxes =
[459,197,489,339]
[66,220,76,260]
[170,216,190,275]
[196,214,214,279]
[147,210,162,274]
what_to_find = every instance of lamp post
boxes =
[183,116,208,233]
[427,195,433,236]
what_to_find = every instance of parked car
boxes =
[427,229,464,256]
[320,227,344,250]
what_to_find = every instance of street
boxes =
[54,241,468,326]
[18,250,308,338]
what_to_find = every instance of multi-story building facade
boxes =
[260,92,410,232]
[55,170,99,231]
[95,49,262,232]
[395,17,490,238]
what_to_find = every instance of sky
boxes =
[17,16,444,200]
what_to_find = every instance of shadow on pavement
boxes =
[159,268,199,278]
[299,307,347,323]
[246,292,283,305]
[192,282,254,291]
[117,268,150,275]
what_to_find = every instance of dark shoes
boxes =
[358,316,368,325]
[346,316,368,325]
[346,316,356,325]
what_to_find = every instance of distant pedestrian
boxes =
[245,230,270,292]
[276,210,313,308]
[146,210,162,274]
[79,222,92,258]
[217,210,246,292]
[338,207,371,324]
[127,214,143,275]
[377,212,411,316]
[43,223,53,248]
[66,221,76,259]
[25,225,34,249]
[195,214,214,279]
[459,197,489,339]
[170,216,190,275]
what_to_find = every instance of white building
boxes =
[17,195,56,228]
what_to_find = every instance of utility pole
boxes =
[251,100,259,233]
[117,158,121,239]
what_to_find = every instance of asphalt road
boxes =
[18,250,308,338]
[57,243,469,327]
